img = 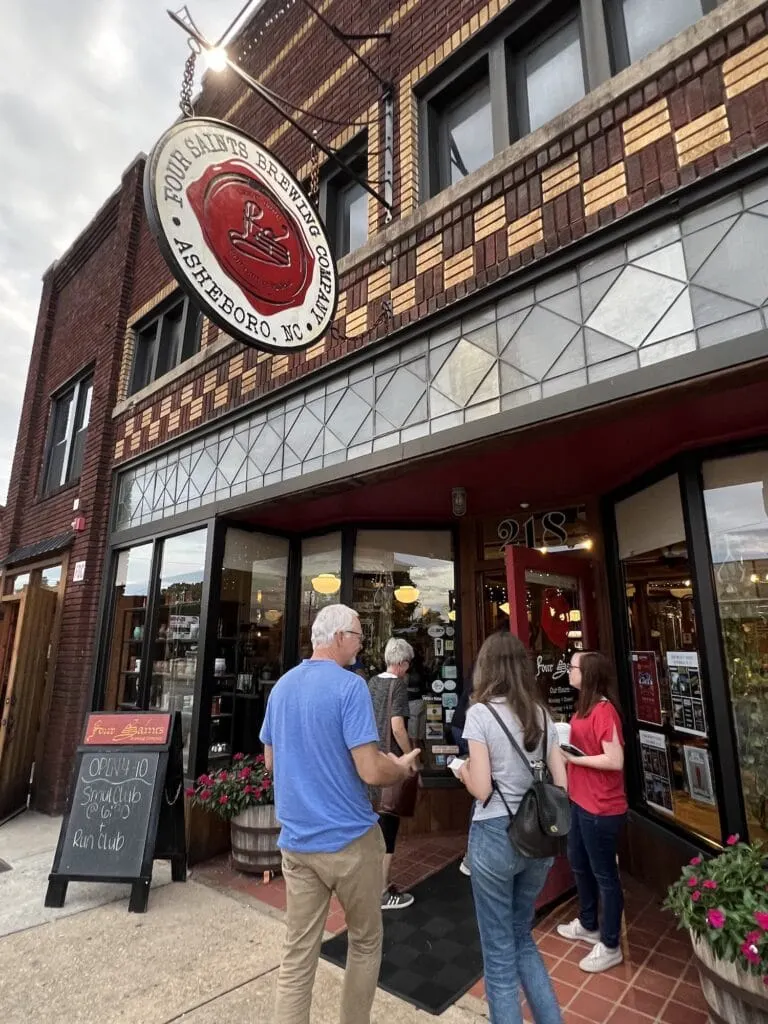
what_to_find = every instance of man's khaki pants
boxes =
[274,824,385,1024]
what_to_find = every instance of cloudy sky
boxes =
[0,0,247,502]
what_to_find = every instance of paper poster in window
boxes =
[638,730,674,815]
[666,651,707,737]
[683,745,716,806]
[630,651,662,726]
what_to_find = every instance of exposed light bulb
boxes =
[206,47,229,72]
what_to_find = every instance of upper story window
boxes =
[130,295,201,396]
[606,0,714,69]
[321,141,370,259]
[42,371,93,496]
[422,6,586,199]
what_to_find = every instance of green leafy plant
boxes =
[185,753,273,821]
[665,836,768,983]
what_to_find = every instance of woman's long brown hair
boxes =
[575,651,621,717]
[471,632,546,751]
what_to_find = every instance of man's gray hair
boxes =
[311,604,359,648]
[384,637,414,667]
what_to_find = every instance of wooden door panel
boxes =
[0,587,58,820]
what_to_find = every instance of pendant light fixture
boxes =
[311,573,341,595]
[394,584,419,604]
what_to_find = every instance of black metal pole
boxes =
[297,0,392,90]
[166,9,391,214]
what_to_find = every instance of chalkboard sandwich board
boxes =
[45,711,187,913]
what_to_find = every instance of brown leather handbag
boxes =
[377,680,419,818]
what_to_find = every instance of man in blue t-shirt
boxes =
[260,603,420,1024]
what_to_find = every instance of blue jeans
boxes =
[469,817,562,1024]
[568,803,626,949]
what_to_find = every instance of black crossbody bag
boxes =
[484,705,571,859]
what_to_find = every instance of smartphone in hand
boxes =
[447,756,466,776]
[561,743,585,757]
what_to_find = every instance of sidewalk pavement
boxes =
[0,812,486,1024]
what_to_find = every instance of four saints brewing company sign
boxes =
[144,117,338,353]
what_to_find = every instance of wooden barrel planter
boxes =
[230,804,282,875]
[691,935,768,1023]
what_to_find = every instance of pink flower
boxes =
[689,856,702,866]
[741,936,762,966]
[687,877,699,888]
[691,891,702,902]
[707,909,726,929]
[197,774,213,786]
[263,777,272,788]
[218,794,229,805]
[702,880,718,891]
[727,834,740,846]
[255,754,265,764]
[218,770,228,780]
[184,787,196,798]
[199,789,212,801]
[238,768,252,780]
[233,753,244,761]
[755,912,768,931]
[746,931,762,944]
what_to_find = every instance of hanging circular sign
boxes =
[443,679,457,692]
[144,117,337,353]
[431,680,445,694]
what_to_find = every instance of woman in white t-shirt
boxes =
[457,632,567,1024]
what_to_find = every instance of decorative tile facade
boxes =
[114,176,768,532]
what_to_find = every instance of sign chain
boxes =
[164,781,183,806]
[179,45,199,118]
[309,136,320,207]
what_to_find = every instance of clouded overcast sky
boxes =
[0,0,246,502]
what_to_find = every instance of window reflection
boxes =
[444,79,494,185]
[525,18,585,132]
[339,181,368,257]
[620,0,703,64]
[150,530,207,773]
[104,545,153,712]
[299,533,342,659]
[208,530,289,770]
[41,565,62,590]
[615,476,720,842]
[703,452,768,843]
[352,530,457,770]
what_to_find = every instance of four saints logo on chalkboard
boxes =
[144,117,338,354]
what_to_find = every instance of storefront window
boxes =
[104,544,153,712]
[299,533,342,659]
[150,530,207,773]
[703,452,768,843]
[616,475,720,842]
[5,573,30,595]
[208,529,289,769]
[353,530,457,769]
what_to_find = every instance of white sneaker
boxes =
[556,918,600,944]
[459,857,471,876]
[579,941,624,973]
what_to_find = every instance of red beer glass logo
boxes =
[186,159,314,316]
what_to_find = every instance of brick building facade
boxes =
[4,0,768,897]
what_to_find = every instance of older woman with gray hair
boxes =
[368,636,416,910]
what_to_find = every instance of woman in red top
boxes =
[557,651,627,974]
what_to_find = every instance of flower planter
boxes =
[691,934,768,1024]
[230,804,281,875]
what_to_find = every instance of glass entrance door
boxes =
[504,546,595,908]
[505,545,595,722]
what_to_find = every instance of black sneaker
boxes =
[381,889,415,910]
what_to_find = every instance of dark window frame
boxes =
[319,134,370,260]
[420,0,588,199]
[603,0,717,73]
[129,294,202,396]
[40,368,94,497]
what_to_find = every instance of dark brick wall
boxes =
[2,163,145,812]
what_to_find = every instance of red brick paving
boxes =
[194,832,707,1023]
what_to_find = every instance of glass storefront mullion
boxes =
[679,459,748,843]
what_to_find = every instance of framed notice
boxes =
[638,730,674,816]
[683,746,716,806]
[667,651,707,737]
[630,652,662,726]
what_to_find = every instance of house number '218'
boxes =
[497,511,569,551]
